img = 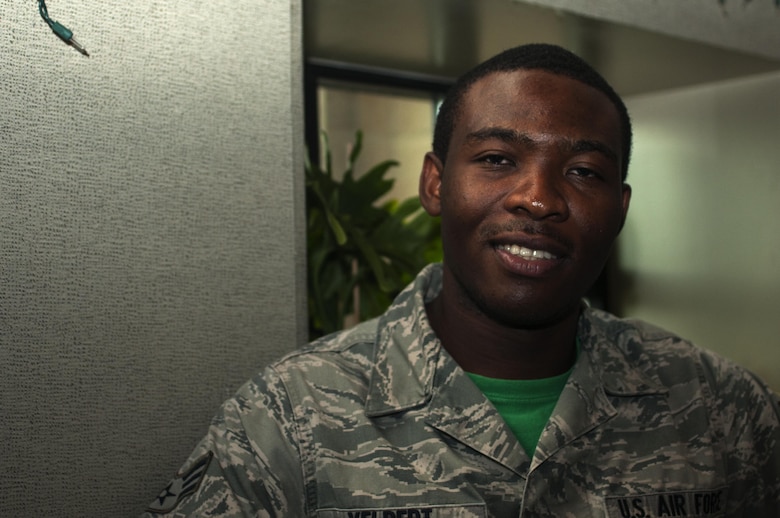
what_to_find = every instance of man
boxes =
[143,44,779,517]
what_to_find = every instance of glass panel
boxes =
[317,84,438,205]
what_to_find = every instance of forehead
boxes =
[455,69,622,150]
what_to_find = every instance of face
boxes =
[420,69,631,328]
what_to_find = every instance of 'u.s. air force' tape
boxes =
[146,452,213,514]
[605,488,726,518]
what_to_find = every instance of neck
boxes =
[426,291,580,380]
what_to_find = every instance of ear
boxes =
[419,152,444,217]
[619,183,632,231]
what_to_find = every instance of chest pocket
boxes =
[605,488,726,518]
[317,504,487,518]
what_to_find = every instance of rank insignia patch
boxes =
[146,452,213,514]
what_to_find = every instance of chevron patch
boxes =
[146,452,213,514]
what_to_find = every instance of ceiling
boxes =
[303,0,780,97]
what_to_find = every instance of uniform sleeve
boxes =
[701,351,780,517]
[140,366,307,517]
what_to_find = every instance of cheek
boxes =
[576,202,625,249]
[439,185,489,260]
[441,176,502,222]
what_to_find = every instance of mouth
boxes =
[496,244,557,261]
[491,236,567,277]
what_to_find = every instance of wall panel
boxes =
[0,0,305,515]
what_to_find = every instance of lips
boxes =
[487,229,571,277]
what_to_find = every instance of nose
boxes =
[503,165,568,221]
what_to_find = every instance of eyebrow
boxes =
[465,126,619,164]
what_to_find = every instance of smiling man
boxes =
[421,64,631,382]
[143,44,779,517]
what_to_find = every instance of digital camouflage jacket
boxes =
[143,264,780,518]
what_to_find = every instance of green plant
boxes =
[306,131,442,339]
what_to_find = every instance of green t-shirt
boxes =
[467,368,571,456]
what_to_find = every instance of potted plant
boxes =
[306,131,442,338]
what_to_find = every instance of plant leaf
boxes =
[347,130,363,173]
[325,210,348,246]
[350,228,394,293]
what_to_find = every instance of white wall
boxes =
[518,0,780,61]
[619,71,780,390]
[0,0,305,515]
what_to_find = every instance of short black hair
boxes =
[432,43,633,180]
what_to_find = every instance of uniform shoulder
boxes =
[585,308,701,362]
[273,317,379,366]
[602,313,735,374]
[237,318,380,401]
[585,309,776,404]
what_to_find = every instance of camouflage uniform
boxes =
[144,264,780,517]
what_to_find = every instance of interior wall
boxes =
[618,70,780,390]
[518,0,780,61]
[0,0,305,516]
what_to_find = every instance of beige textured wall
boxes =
[619,71,780,391]
[0,0,305,515]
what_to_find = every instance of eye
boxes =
[567,166,600,179]
[478,154,514,168]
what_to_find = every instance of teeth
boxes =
[500,244,556,260]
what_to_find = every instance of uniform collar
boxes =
[529,309,669,469]
[364,264,529,472]
[363,265,671,474]
[364,264,443,417]
[364,264,668,415]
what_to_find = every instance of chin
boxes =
[474,288,582,330]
